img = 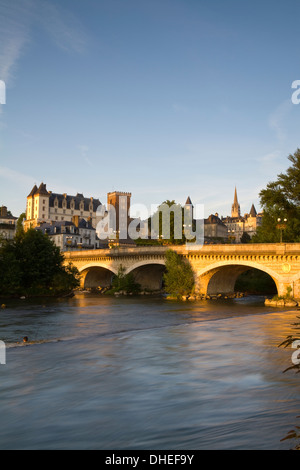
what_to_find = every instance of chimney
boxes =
[0,206,7,217]
[72,215,79,227]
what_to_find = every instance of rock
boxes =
[284,300,298,307]
[188,295,195,301]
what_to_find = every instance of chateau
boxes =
[24,183,101,231]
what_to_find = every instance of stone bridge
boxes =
[63,243,300,298]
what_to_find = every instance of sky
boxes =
[1,0,300,219]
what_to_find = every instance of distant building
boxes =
[183,197,228,243]
[222,188,263,243]
[204,213,228,242]
[0,206,17,240]
[24,183,102,231]
[35,216,105,251]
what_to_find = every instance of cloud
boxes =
[0,165,36,188]
[78,145,94,168]
[0,0,32,84]
[0,0,88,86]
[35,0,88,54]
[268,99,293,143]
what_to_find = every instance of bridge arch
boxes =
[79,263,118,289]
[195,260,280,295]
[126,260,166,291]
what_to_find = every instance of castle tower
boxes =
[25,183,50,230]
[184,196,194,222]
[231,187,241,218]
[107,191,132,238]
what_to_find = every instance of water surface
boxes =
[0,294,299,450]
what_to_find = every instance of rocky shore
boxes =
[264,298,299,307]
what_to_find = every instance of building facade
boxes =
[0,206,17,240]
[204,213,228,242]
[36,216,103,251]
[24,183,102,231]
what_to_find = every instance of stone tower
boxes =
[107,191,132,237]
[231,187,241,218]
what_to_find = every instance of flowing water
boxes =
[0,294,299,450]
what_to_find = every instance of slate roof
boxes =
[27,183,101,211]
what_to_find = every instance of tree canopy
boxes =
[0,229,79,296]
[163,249,195,297]
[253,149,300,243]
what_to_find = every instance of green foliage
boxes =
[109,265,141,294]
[240,232,251,244]
[0,229,79,296]
[234,269,277,295]
[16,213,26,237]
[149,200,187,245]
[253,149,300,243]
[163,249,194,298]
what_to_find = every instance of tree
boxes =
[253,149,300,243]
[163,249,195,297]
[16,212,26,236]
[240,231,251,244]
[0,229,79,296]
[149,200,186,245]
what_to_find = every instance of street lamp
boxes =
[228,229,235,244]
[277,218,287,243]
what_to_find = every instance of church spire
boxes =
[231,187,241,218]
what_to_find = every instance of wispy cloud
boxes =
[268,99,293,143]
[0,165,36,188]
[35,0,88,55]
[0,0,88,87]
[78,145,93,168]
[0,0,33,84]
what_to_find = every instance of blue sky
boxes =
[1,0,300,218]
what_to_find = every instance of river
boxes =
[0,294,299,450]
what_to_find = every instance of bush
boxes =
[108,265,141,294]
[163,249,194,298]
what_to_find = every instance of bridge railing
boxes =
[63,242,300,260]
